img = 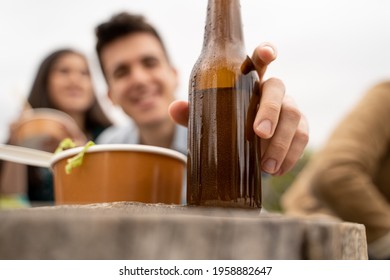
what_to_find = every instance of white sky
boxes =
[1,0,390,149]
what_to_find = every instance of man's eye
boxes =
[80,70,90,76]
[143,58,159,68]
[113,68,127,78]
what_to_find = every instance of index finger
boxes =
[242,43,277,81]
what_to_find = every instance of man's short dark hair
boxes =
[95,12,170,77]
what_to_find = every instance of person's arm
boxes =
[312,82,390,255]
[169,43,309,176]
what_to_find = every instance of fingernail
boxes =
[256,120,272,136]
[263,159,277,174]
[263,45,275,56]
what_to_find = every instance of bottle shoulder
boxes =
[191,52,246,73]
[190,61,258,89]
[189,45,254,89]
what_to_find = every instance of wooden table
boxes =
[0,202,368,259]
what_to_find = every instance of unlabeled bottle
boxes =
[187,0,262,209]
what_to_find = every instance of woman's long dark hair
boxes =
[27,48,112,139]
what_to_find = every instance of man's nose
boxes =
[130,66,150,85]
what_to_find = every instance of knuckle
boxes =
[283,104,301,122]
[270,140,290,155]
[263,77,286,96]
[262,101,281,115]
[266,77,286,93]
[295,129,309,145]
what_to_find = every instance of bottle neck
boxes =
[202,0,245,50]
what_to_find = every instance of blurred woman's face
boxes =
[48,53,95,115]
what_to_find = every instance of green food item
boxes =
[55,138,77,154]
[65,141,95,174]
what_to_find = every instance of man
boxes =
[95,12,309,177]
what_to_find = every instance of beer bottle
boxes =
[187,0,262,208]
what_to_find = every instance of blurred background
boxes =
[1,0,390,150]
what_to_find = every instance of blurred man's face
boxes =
[101,33,178,128]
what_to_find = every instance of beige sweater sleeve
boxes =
[283,82,390,244]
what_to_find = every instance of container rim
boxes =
[15,108,80,128]
[50,144,187,167]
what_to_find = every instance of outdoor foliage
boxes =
[262,148,314,212]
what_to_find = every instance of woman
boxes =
[0,49,112,206]
[27,49,111,141]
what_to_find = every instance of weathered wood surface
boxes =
[0,202,368,259]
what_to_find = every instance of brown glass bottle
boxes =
[187,0,262,209]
